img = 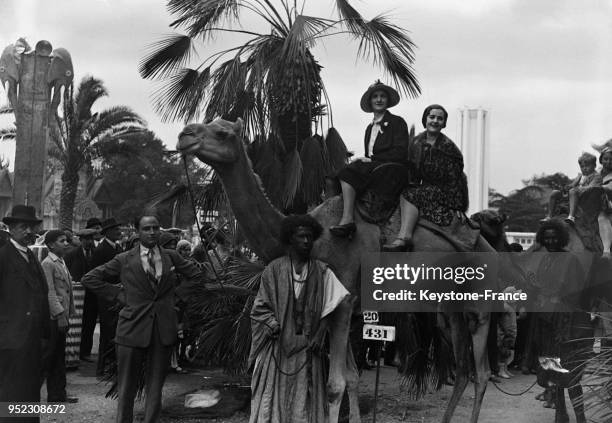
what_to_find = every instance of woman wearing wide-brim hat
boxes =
[330,80,411,239]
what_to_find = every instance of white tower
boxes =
[457,108,489,215]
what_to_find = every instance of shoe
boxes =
[489,374,502,383]
[80,356,94,363]
[329,222,356,238]
[535,391,546,401]
[498,367,511,379]
[382,237,413,252]
[564,216,575,225]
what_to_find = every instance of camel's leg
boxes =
[345,341,362,423]
[327,299,352,423]
[568,384,586,423]
[442,313,471,423]
[470,313,491,423]
[554,387,570,423]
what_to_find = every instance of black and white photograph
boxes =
[0,0,611,422]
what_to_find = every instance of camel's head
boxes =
[177,118,244,165]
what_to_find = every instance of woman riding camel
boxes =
[330,80,410,239]
[382,105,469,251]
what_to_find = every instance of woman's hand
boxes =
[356,157,371,163]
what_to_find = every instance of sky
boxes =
[1,0,612,195]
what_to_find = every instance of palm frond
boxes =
[139,34,194,79]
[204,55,247,123]
[281,14,331,58]
[299,134,326,205]
[152,67,211,122]
[0,105,14,115]
[252,135,284,207]
[87,106,147,141]
[197,172,228,214]
[74,76,108,121]
[168,0,240,34]
[335,0,420,98]
[0,127,16,141]
[281,148,303,208]
[324,127,348,174]
[147,183,189,209]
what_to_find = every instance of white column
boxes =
[457,108,490,215]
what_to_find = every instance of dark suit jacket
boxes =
[91,239,122,290]
[0,242,50,350]
[364,110,410,164]
[81,246,202,348]
[65,247,93,282]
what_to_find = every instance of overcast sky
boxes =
[1,0,611,194]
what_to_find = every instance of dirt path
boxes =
[40,359,604,423]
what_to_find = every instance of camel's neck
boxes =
[214,148,285,263]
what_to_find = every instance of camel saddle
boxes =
[354,163,480,252]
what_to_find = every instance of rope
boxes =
[181,156,227,295]
[490,378,539,396]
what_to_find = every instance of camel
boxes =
[177,117,498,423]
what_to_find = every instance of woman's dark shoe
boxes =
[330,222,357,238]
[382,237,413,252]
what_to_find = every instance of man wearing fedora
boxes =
[65,228,98,362]
[0,205,50,421]
[82,213,202,423]
[86,217,104,247]
[91,217,123,377]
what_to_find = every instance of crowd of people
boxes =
[0,78,610,423]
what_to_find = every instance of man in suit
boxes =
[40,230,78,403]
[65,228,98,361]
[86,217,104,247]
[82,213,202,423]
[91,217,123,376]
[0,205,49,423]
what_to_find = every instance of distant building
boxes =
[0,169,112,229]
[457,108,489,215]
[506,232,536,249]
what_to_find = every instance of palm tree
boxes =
[0,105,15,142]
[140,0,420,209]
[49,76,146,229]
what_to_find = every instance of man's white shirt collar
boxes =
[10,238,29,253]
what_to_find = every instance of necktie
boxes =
[147,250,157,282]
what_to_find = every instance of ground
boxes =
[39,358,607,423]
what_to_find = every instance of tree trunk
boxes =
[58,168,80,230]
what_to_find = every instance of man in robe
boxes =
[249,215,350,423]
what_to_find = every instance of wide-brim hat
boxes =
[360,80,400,113]
[86,217,102,229]
[101,217,121,233]
[3,205,42,225]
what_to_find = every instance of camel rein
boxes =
[489,378,539,396]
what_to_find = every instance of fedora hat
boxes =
[86,217,102,229]
[360,80,400,113]
[101,217,121,233]
[76,228,99,237]
[3,205,42,225]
